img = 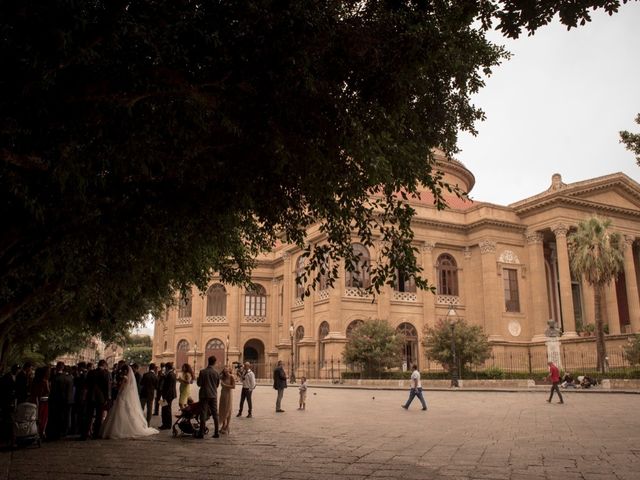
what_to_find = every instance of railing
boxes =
[245,349,638,382]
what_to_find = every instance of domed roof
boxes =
[431,148,475,194]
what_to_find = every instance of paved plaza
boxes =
[1,387,639,480]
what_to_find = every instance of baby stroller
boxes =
[13,402,41,447]
[172,401,208,438]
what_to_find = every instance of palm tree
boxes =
[568,217,624,373]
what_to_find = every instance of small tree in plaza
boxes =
[422,319,491,377]
[568,216,624,373]
[343,319,403,376]
[623,335,640,366]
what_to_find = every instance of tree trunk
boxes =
[594,283,608,374]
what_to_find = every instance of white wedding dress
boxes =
[101,366,159,439]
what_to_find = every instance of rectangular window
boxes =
[504,268,520,312]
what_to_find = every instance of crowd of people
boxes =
[0,359,166,443]
[0,356,272,444]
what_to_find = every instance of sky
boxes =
[456,3,640,206]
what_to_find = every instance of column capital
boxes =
[463,246,472,259]
[551,223,568,238]
[479,240,496,254]
[422,241,436,253]
[624,235,636,249]
[525,230,544,244]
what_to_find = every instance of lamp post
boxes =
[193,341,198,372]
[289,323,296,383]
[447,306,459,388]
[225,335,229,365]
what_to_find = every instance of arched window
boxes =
[318,321,330,366]
[345,244,370,288]
[394,268,416,293]
[437,254,458,296]
[346,319,364,338]
[176,339,190,369]
[295,326,304,368]
[206,284,226,317]
[205,338,226,369]
[178,290,192,318]
[295,255,305,298]
[396,322,418,368]
[245,284,267,317]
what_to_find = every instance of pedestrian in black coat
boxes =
[159,363,176,429]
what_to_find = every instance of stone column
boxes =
[270,279,281,355]
[526,231,549,341]
[282,252,292,346]
[604,280,621,335]
[623,236,640,333]
[552,224,577,337]
[421,241,436,329]
[226,286,240,361]
[479,240,503,341]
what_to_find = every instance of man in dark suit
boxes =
[84,359,110,440]
[153,362,165,416]
[140,364,158,426]
[197,356,219,438]
[47,362,74,440]
[273,360,287,413]
[159,362,176,430]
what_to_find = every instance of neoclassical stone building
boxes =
[152,152,640,376]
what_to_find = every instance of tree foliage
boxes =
[1,325,93,368]
[620,113,640,165]
[1,1,632,358]
[123,346,153,366]
[126,334,153,348]
[623,335,640,366]
[568,216,624,373]
[343,319,403,374]
[422,318,491,375]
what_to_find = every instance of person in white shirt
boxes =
[236,362,256,418]
[401,364,427,411]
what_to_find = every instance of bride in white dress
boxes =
[101,365,158,439]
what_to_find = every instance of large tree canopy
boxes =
[0,0,633,362]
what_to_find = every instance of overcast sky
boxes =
[457,3,640,206]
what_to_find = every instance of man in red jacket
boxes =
[547,361,564,404]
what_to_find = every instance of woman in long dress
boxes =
[218,365,235,434]
[101,365,158,439]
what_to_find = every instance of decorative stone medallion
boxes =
[508,320,522,337]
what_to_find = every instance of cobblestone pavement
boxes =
[1,387,639,480]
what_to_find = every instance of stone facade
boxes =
[152,151,640,376]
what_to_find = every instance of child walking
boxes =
[298,376,308,410]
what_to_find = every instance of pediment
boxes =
[511,173,640,216]
[567,184,640,211]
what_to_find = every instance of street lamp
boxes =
[289,323,296,384]
[225,335,229,365]
[447,306,459,388]
[193,341,198,372]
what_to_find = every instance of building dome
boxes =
[432,148,475,194]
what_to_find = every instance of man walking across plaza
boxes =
[547,361,564,404]
[236,362,256,418]
[273,360,287,412]
[401,364,427,411]
[197,356,220,438]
